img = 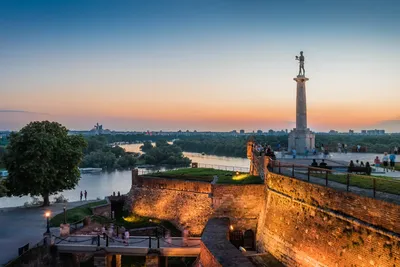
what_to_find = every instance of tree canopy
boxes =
[4,121,87,206]
[80,136,138,170]
[143,141,191,166]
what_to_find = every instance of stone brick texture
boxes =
[198,218,254,267]
[127,169,400,266]
[256,172,400,266]
[212,184,264,233]
[91,198,111,218]
[127,173,264,236]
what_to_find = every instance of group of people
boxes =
[336,143,349,153]
[373,152,396,172]
[347,151,397,173]
[80,190,88,201]
[253,143,276,160]
[92,224,131,246]
[291,147,326,159]
[310,159,328,168]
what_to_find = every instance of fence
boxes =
[269,159,400,200]
[137,164,249,176]
[4,239,47,267]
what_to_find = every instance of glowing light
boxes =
[45,211,51,218]
[230,225,234,231]
[236,171,240,176]
[232,174,249,181]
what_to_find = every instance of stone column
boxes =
[106,255,113,267]
[131,168,141,187]
[294,76,309,131]
[115,254,122,267]
[145,251,161,267]
[93,251,107,267]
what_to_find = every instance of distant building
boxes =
[329,130,338,134]
[239,130,245,134]
[349,130,354,134]
[362,129,385,135]
[257,130,263,134]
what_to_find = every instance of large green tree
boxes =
[4,121,87,206]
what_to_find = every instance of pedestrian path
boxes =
[0,200,98,265]
[276,167,400,204]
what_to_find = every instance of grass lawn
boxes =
[116,212,181,236]
[50,200,107,226]
[395,163,400,171]
[145,168,262,184]
[310,172,400,195]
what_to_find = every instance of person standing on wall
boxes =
[382,152,389,172]
[80,191,83,201]
[84,190,87,201]
[124,229,130,246]
[292,148,296,159]
[390,151,396,172]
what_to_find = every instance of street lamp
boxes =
[45,211,51,233]
[63,206,66,224]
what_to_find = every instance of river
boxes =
[0,142,388,208]
[0,144,250,208]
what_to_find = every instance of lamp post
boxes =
[63,206,66,224]
[45,211,51,234]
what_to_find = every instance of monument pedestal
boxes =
[288,129,315,154]
[288,75,315,154]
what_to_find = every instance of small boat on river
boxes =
[79,168,102,174]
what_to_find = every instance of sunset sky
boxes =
[1,0,399,132]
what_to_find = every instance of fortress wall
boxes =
[132,173,212,194]
[256,172,400,266]
[212,184,265,232]
[266,173,400,233]
[127,171,264,235]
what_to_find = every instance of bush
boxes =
[53,194,68,203]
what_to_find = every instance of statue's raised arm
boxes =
[295,51,305,76]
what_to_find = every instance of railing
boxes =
[268,159,400,200]
[54,234,200,249]
[4,239,47,267]
[138,164,249,176]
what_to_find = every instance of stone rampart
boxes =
[197,218,254,267]
[212,184,264,232]
[91,197,111,218]
[256,172,400,266]
[127,170,264,236]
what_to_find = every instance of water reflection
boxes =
[0,144,250,208]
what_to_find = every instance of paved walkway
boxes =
[0,200,97,265]
[276,168,400,204]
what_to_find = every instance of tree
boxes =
[140,141,153,152]
[4,121,87,206]
[0,181,7,197]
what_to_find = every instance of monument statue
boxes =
[295,51,305,76]
[288,51,315,154]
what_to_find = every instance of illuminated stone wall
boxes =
[127,171,265,236]
[212,184,265,233]
[256,172,400,266]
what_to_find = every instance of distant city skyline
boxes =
[1,0,399,132]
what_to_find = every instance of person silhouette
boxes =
[80,191,83,201]
[84,190,87,201]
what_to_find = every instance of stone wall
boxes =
[129,185,213,235]
[91,198,111,218]
[256,172,400,266]
[197,218,254,267]
[127,170,264,236]
[212,184,264,232]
